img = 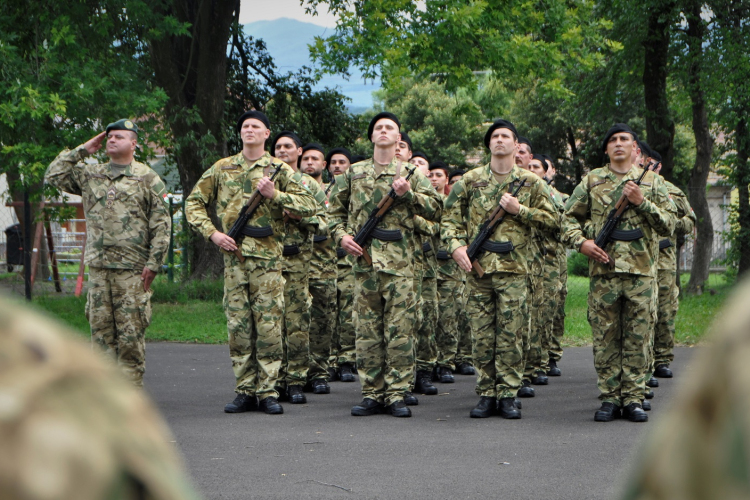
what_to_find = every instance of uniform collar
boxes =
[107,161,135,179]
[233,151,273,170]
[604,164,641,184]
[482,163,523,189]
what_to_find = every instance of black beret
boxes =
[270,131,303,154]
[638,141,653,158]
[325,147,352,165]
[399,130,413,150]
[449,169,465,181]
[650,148,662,162]
[484,119,518,148]
[601,123,636,152]
[301,143,325,157]
[411,151,430,164]
[517,136,533,151]
[351,154,367,164]
[429,161,450,174]
[106,119,139,136]
[541,154,554,166]
[532,154,549,171]
[237,110,270,133]
[368,112,401,142]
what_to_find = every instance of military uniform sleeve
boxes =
[401,169,442,221]
[441,178,469,255]
[271,168,319,218]
[299,179,327,236]
[414,214,439,236]
[515,178,557,233]
[185,165,220,241]
[673,189,696,235]
[328,171,353,245]
[634,176,675,237]
[145,177,171,273]
[562,178,591,250]
[44,146,89,196]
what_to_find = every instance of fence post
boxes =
[23,190,31,301]
[168,195,174,283]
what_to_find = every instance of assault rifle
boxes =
[324,176,337,196]
[352,162,414,265]
[225,166,281,263]
[466,180,526,278]
[593,161,656,266]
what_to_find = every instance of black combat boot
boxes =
[594,402,620,422]
[438,366,455,383]
[386,400,412,418]
[327,366,339,381]
[645,389,655,399]
[415,370,438,395]
[469,396,497,418]
[339,363,356,382]
[547,359,561,377]
[517,379,535,398]
[456,362,475,375]
[622,403,648,422]
[531,372,549,385]
[515,397,522,410]
[654,364,673,378]
[259,396,284,414]
[311,379,330,394]
[404,392,419,406]
[287,385,307,404]
[351,398,384,416]
[224,393,258,413]
[647,377,659,388]
[497,397,521,419]
[641,399,651,411]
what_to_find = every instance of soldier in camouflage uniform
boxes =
[300,143,339,394]
[45,119,171,387]
[442,119,557,419]
[620,276,750,500]
[186,111,318,415]
[324,148,358,382]
[562,123,675,423]
[0,298,201,500]
[329,112,441,418]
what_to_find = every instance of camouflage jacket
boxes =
[309,180,337,281]
[658,180,696,272]
[414,214,440,279]
[185,152,318,268]
[441,164,557,276]
[282,172,326,275]
[45,146,170,272]
[529,181,563,277]
[562,164,676,277]
[328,157,442,278]
[436,193,465,281]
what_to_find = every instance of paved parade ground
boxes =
[145,344,695,500]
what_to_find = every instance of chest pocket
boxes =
[219,168,246,201]
[117,177,147,215]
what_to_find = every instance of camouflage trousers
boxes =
[549,260,568,363]
[436,278,465,370]
[330,266,356,368]
[309,278,337,381]
[522,273,546,381]
[281,270,312,387]
[355,271,416,405]
[223,257,284,399]
[415,274,438,373]
[466,272,527,399]
[652,268,679,369]
[455,283,473,365]
[86,267,152,387]
[589,273,655,407]
[540,254,563,369]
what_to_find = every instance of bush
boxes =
[568,251,590,277]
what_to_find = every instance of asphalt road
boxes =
[144,344,696,500]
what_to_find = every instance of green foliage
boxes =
[567,251,590,277]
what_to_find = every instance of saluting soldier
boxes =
[328,112,441,418]
[442,119,557,419]
[45,119,171,387]
[562,123,675,423]
[185,111,318,415]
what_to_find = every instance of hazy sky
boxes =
[240,0,338,27]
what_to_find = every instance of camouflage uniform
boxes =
[330,250,356,370]
[651,181,695,371]
[562,164,675,407]
[414,215,440,375]
[0,298,200,500]
[185,152,318,400]
[45,146,171,387]
[620,277,750,500]
[328,158,441,405]
[549,189,570,365]
[442,165,557,399]
[436,216,467,371]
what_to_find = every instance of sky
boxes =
[240,0,338,27]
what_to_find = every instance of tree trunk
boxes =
[642,0,677,180]
[148,0,239,279]
[736,118,750,276]
[684,0,714,294]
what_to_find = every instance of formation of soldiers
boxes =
[44,112,695,422]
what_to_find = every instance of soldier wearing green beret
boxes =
[45,119,171,387]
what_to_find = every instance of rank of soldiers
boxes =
[45,111,694,422]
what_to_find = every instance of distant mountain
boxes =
[244,18,380,112]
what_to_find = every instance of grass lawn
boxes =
[25,272,734,347]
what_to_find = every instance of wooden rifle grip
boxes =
[472,260,485,278]
[361,249,373,265]
[231,248,245,263]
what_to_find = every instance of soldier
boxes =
[329,112,441,417]
[0,298,201,500]
[515,136,533,169]
[185,110,318,415]
[562,123,675,423]
[326,147,353,177]
[45,119,171,387]
[447,169,465,195]
[271,130,303,170]
[442,119,556,419]
[300,143,338,395]
[429,160,450,195]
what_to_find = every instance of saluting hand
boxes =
[623,181,644,206]
[341,235,364,257]
[258,177,276,199]
[452,246,473,273]
[499,192,520,215]
[83,132,106,155]
[580,240,610,264]
[392,177,411,197]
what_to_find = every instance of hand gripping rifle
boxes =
[593,161,655,266]
[225,166,282,263]
[352,162,415,265]
[465,180,526,278]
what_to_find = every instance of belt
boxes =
[422,241,433,254]
[242,225,274,238]
[436,249,451,261]
[336,248,347,259]
[283,244,301,256]
[371,228,403,242]
[611,228,644,241]
[313,235,328,243]
[659,238,672,250]
[481,240,514,254]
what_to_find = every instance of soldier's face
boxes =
[395,140,412,161]
[429,169,448,192]
[240,119,270,147]
[372,119,400,147]
[528,159,547,179]
[515,144,532,168]
[449,174,462,187]
[606,133,635,162]
[490,129,516,158]
[411,157,429,172]
[275,137,302,169]
[328,154,351,176]
[106,131,137,157]
[301,151,326,179]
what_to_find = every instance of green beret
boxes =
[106,119,139,136]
